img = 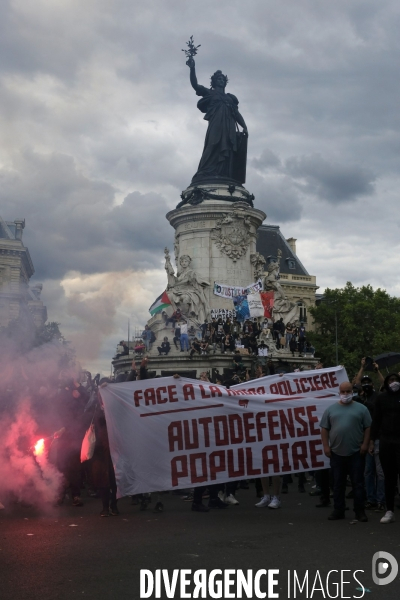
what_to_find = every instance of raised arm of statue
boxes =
[187,57,200,92]
[164,248,176,288]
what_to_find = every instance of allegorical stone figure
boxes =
[165,249,210,324]
[186,55,248,185]
[262,250,300,324]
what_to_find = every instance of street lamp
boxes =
[328,299,339,366]
[334,309,338,366]
[319,297,339,365]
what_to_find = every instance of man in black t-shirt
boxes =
[298,323,306,353]
[189,339,202,359]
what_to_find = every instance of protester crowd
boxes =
[113,315,315,362]
[3,340,400,526]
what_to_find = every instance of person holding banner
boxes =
[253,368,282,509]
[320,380,371,522]
[90,405,119,517]
[254,474,282,510]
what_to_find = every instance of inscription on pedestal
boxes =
[184,221,206,230]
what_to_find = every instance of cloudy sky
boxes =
[2,0,400,374]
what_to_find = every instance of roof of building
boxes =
[0,217,16,239]
[256,224,309,276]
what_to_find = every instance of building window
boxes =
[285,257,296,269]
[297,301,307,323]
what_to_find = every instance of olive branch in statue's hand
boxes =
[182,35,200,67]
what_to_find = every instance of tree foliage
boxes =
[307,282,400,377]
[34,321,65,346]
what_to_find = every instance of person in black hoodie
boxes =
[357,375,385,511]
[90,401,118,517]
[54,379,89,507]
[369,373,400,523]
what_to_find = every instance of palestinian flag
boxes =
[149,291,172,316]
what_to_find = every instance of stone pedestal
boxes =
[112,344,319,380]
[166,185,266,314]
[112,181,320,381]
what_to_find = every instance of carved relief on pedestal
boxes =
[174,232,180,264]
[250,252,266,279]
[211,208,251,262]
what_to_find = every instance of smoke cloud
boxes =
[0,402,63,508]
[0,333,79,510]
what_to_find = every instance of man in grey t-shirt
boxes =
[320,380,371,522]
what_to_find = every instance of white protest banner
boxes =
[100,367,347,497]
[210,308,235,321]
[248,292,265,318]
[213,279,262,299]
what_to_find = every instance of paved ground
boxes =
[1,480,399,600]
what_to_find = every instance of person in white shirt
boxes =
[180,321,189,351]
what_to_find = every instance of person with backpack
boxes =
[142,325,156,352]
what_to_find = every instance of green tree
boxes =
[34,321,65,346]
[307,282,400,377]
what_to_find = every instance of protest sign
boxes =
[233,295,250,322]
[248,292,265,318]
[213,279,262,299]
[260,291,274,318]
[210,308,235,321]
[100,367,347,497]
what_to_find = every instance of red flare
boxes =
[34,439,45,456]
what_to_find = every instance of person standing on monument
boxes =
[232,318,241,341]
[180,320,190,352]
[285,323,293,349]
[186,56,248,183]
[200,320,209,339]
[142,325,151,353]
[298,322,306,354]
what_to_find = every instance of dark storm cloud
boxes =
[251,148,376,205]
[285,154,376,203]
[251,149,282,171]
[250,172,303,224]
[1,0,400,374]
[0,149,172,280]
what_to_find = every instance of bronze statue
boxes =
[183,37,248,185]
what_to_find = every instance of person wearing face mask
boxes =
[320,381,371,522]
[370,373,400,524]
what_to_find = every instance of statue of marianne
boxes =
[186,55,248,185]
